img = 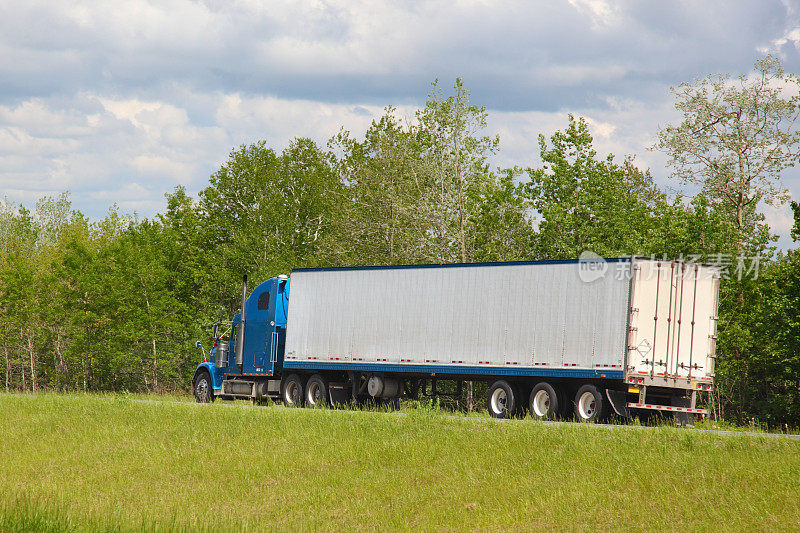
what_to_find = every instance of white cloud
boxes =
[0,90,417,218]
[567,0,622,28]
[0,0,799,247]
[772,28,800,50]
[90,181,150,201]
[763,202,796,249]
[99,99,164,126]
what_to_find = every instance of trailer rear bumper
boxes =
[627,402,708,415]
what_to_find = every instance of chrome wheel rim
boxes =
[532,390,550,417]
[286,382,300,405]
[490,388,508,415]
[196,379,209,402]
[307,382,323,406]
[578,391,596,420]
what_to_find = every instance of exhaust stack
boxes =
[234,274,247,372]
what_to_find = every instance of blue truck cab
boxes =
[192,275,289,399]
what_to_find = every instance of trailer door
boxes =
[626,259,719,388]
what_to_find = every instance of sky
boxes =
[3,0,800,246]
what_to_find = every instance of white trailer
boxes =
[281,257,719,421]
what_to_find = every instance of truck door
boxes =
[242,283,273,375]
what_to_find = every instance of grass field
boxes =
[1,394,799,531]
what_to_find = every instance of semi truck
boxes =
[191,257,720,422]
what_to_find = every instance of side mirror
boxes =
[195,341,203,349]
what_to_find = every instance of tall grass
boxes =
[1,394,799,531]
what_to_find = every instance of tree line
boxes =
[3,58,800,426]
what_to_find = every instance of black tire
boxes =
[486,380,518,419]
[193,371,214,404]
[573,384,609,422]
[305,374,329,408]
[529,382,560,419]
[281,374,305,407]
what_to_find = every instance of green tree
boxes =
[330,80,514,268]
[0,203,37,391]
[524,115,675,259]
[655,55,800,251]
[330,81,518,409]
[716,203,800,426]
[55,207,129,391]
[199,139,339,310]
[415,78,500,263]
[329,109,432,265]
[470,168,535,262]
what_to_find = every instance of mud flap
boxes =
[328,382,351,405]
[605,389,630,418]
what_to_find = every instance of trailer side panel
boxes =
[284,261,631,374]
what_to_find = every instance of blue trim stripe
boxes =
[292,257,632,273]
[282,360,623,380]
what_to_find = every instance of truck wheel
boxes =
[487,380,517,419]
[573,384,608,422]
[193,371,214,404]
[529,382,559,419]
[305,374,329,408]
[281,374,305,407]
